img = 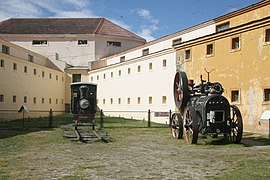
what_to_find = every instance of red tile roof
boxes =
[0,18,145,41]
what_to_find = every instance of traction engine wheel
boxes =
[173,71,190,110]
[230,105,243,143]
[183,107,199,144]
[171,113,183,139]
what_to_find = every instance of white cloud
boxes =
[131,8,159,41]
[0,0,96,21]
[136,9,159,24]
[0,0,42,20]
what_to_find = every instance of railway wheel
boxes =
[230,105,243,143]
[171,113,183,139]
[183,107,199,144]
[173,71,190,110]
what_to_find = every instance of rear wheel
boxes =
[230,105,243,143]
[171,113,183,139]
[183,107,199,144]
[173,71,190,111]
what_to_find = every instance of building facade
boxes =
[0,39,66,121]
[88,1,270,134]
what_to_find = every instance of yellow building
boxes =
[174,1,270,134]
[0,39,66,121]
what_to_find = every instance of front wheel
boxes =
[171,113,183,139]
[230,105,243,143]
[183,107,199,144]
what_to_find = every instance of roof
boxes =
[0,18,145,41]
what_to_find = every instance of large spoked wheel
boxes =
[171,113,183,139]
[183,107,199,144]
[173,71,190,110]
[230,105,243,143]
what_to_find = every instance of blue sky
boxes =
[0,0,261,41]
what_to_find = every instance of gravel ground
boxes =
[0,127,270,179]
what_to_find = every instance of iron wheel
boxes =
[171,113,183,139]
[183,107,199,144]
[230,105,243,143]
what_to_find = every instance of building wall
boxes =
[175,17,270,134]
[0,40,66,121]
[89,49,176,124]
[0,34,145,69]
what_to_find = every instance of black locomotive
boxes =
[71,82,97,129]
[171,71,243,144]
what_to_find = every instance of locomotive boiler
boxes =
[71,82,97,130]
[171,71,243,144]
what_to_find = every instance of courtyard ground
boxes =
[0,122,269,179]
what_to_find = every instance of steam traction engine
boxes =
[171,71,243,144]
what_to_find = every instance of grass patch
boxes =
[213,158,270,180]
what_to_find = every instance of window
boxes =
[118,98,121,104]
[162,59,167,67]
[185,49,191,60]
[110,98,113,104]
[264,88,270,101]
[149,63,153,70]
[33,69,37,75]
[128,68,131,74]
[0,59,4,67]
[13,63,17,70]
[55,53,59,60]
[120,56,125,62]
[231,37,240,50]
[56,99,58,104]
[111,72,113,78]
[149,96,152,104]
[41,71,45,77]
[13,95,16,103]
[137,65,141,73]
[97,75,99,81]
[2,45,10,54]
[24,96,27,103]
[32,40,47,45]
[127,98,131,104]
[56,75,58,81]
[49,98,52,104]
[265,29,270,43]
[0,94,4,102]
[206,43,214,56]
[172,38,182,45]
[107,41,121,47]
[33,97,36,104]
[231,90,240,103]
[162,96,167,104]
[42,98,45,104]
[216,22,230,32]
[142,48,149,56]
[72,74,81,83]
[137,97,141,104]
[28,55,34,62]
[49,73,52,79]
[78,40,88,45]
[103,99,106,104]
[24,66,27,73]
[103,74,106,79]
[118,70,121,76]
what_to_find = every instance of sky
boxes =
[0,0,262,42]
